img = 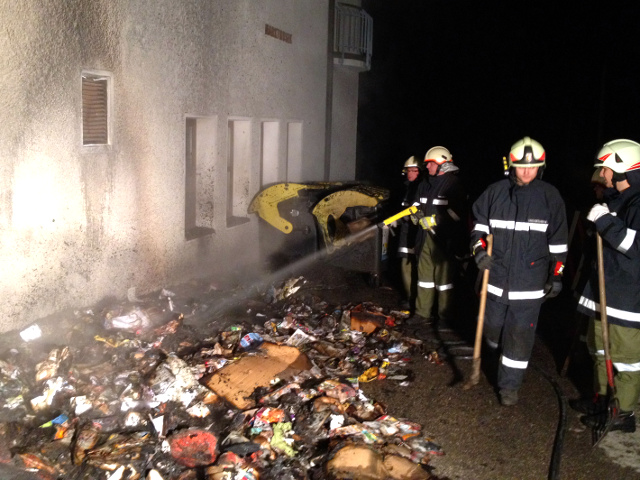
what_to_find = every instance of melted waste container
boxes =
[249,182,390,282]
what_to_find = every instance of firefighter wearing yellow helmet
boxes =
[470,137,568,406]
[576,139,640,433]
[407,147,468,331]
[397,156,422,309]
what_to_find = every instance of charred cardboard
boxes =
[326,445,387,480]
[350,305,390,334]
[202,342,311,410]
[383,455,430,480]
[326,445,430,480]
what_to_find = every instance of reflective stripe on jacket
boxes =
[397,179,420,258]
[415,172,468,255]
[578,184,640,328]
[470,178,568,304]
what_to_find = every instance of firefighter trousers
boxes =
[484,299,541,392]
[400,255,417,302]
[587,319,640,412]
[415,234,455,321]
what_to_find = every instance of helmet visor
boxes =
[509,146,545,167]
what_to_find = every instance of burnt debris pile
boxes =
[0,277,445,480]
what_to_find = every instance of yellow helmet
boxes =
[403,156,421,170]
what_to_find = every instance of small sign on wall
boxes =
[265,24,292,44]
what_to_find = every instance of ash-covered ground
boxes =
[0,260,639,480]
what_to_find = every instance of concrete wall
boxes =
[330,67,360,181]
[0,0,362,332]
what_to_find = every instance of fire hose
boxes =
[532,364,568,480]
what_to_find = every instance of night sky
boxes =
[356,1,640,212]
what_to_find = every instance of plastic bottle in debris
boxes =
[240,332,264,350]
[104,308,151,333]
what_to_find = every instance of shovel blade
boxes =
[591,398,619,447]
[463,358,482,390]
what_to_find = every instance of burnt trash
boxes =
[0,276,445,480]
[168,428,218,468]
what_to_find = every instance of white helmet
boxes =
[595,139,640,173]
[403,156,421,170]
[424,146,452,165]
[508,136,546,168]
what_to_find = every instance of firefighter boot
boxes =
[499,389,518,407]
[405,314,433,327]
[399,298,411,311]
[581,410,636,433]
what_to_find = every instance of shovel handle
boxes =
[464,234,493,389]
[597,233,615,390]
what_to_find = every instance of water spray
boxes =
[187,206,419,325]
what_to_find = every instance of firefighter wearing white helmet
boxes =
[407,146,468,330]
[576,139,640,433]
[470,136,568,406]
[423,146,453,177]
[397,156,422,309]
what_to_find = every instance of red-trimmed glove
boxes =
[472,238,492,270]
[544,261,564,298]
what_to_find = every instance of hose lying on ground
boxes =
[533,364,568,480]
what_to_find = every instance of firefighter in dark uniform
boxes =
[576,139,640,433]
[397,156,422,310]
[409,146,467,329]
[470,137,568,406]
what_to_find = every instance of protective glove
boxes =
[474,250,493,270]
[409,210,424,225]
[472,238,492,270]
[586,203,610,223]
[544,279,563,298]
[544,261,564,299]
[419,214,437,230]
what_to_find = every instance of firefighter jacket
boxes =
[415,172,468,257]
[578,184,640,329]
[397,178,420,258]
[470,177,568,305]
[570,188,619,296]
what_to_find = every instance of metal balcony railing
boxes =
[334,3,373,71]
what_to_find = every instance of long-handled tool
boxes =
[464,234,493,390]
[592,232,619,447]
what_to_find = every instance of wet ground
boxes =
[1,257,639,479]
[304,263,640,480]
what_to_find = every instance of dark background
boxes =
[356,1,640,213]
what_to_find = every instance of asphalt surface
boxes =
[299,262,640,480]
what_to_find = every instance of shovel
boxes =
[464,234,493,390]
[592,232,619,447]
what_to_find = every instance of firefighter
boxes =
[470,137,568,406]
[397,156,422,310]
[408,146,467,330]
[575,139,640,433]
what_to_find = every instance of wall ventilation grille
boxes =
[82,76,109,145]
